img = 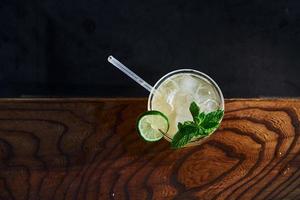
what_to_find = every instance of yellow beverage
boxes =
[148,69,224,143]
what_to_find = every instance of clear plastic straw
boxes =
[107,56,153,92]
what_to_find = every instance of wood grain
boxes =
[0,98,299,200]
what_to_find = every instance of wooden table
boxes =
[0,98,299,200]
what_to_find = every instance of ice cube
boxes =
[196,80,218,102]
[179,75,201,92]
[165,89,176,106]
[200,99,219,113]
[173,93,188,113]
[173,92,195,113]
[162,79,179,91]
[175,113,193,124]
[196,87,211,103]
[161,79,179,106]
[197,87,211,96]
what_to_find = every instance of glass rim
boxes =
[147,68,225,143]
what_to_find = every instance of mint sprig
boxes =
[171,101,224,149]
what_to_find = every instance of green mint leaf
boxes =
[195,112,205,125]
[202,121,220,130]
[183,121,194,126]
[205,109,224,122]
[196,126,206,136]
[204,123,221,135]
[201,109,224,133]
[189,101,200,120]
[177,121,194,130]
[171,124,198,148]
[171,102,224,149]
[177,122,183,130]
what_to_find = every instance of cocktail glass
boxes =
[148,69,224,146]
[108,56,224,146]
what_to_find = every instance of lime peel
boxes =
[136,110,169,142]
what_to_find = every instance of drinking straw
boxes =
[107,56,153,92]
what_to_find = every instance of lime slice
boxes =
[137,111,169,142]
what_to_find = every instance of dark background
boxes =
[1,0,300,97]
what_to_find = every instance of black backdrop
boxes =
[1,0,300,97]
